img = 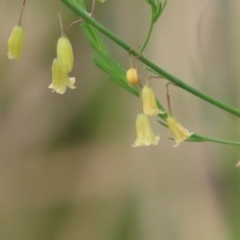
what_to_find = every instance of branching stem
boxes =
[61,0,240,118]
[140,21,154,53]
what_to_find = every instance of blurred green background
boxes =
[0,0,240,240]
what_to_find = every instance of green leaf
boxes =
[72,0,139,96]
[145,0,167,23]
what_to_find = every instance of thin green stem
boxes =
[193,134,240,146]
[54,0,65,36]
[140,20,154,52]
[158,120,240,146]
[58,11,65,36]
[61,0,240,118]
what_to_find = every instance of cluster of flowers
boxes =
[7,0,76,94]
[126,65,193,147]
[48,35,76,94]
[6,0,192,147]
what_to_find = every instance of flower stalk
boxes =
[18,0,27,26]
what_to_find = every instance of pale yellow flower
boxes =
[142,84,165,116]
[132,113,160,147]
[98,0,106,2]
[49,58,76,94]
[57,36,74,73]
[166,116,193,146]
[126,67,139,85]
[7,25,25,60]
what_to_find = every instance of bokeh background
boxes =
[0,0,240,239]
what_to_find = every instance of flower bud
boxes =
[132,113,160,147]
[126,67,139,85]
[57,36,74,73]
[7,25,25,60]
[166,116,193,146]
[49,58,76,94]
[142,84,165,116]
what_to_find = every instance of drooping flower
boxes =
[57,36,74,73]
[132,113,160,147]
[126,67,139,85]
[142,84,165,116]
[166,116,193,146]
[7,25,25,60]
[49,58,76,94]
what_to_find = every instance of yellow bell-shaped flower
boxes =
[166,116,193,146]
[49,58,76,94]
[126,67,139,85]
[57,36,74,73]
[132,113,160,147]
[7,25,25,60]
[142,84,165,116]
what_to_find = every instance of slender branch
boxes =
[158,120,240,146]
[193,134,240,146]
[61,0,240,118]
[140,21,154,52]
[54,0,65,36]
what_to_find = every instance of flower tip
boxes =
[48,83,56,93]
[132,113,160,147]
[50,58,76,94]
[67,77,76,89]
[48,83,53,89]
[7,53,13,59]
[173,143,179,147]
[167,116,192,146]
[55,85,67,94]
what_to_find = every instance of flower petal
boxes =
[142,84,165,116]
[167,116,193,146]
[132,113,160,147]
